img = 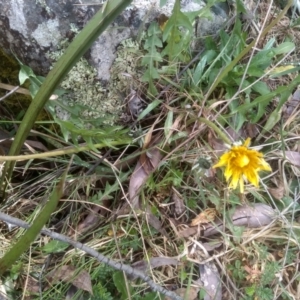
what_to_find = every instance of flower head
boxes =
[213,138,271,193]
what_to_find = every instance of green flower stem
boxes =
[198,117,231,145]
[186,116,231,144]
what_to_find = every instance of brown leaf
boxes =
[245,123,259,138]
[172,187,185,216]
[129,257,180,280]
[145,210,169,238]
[208,131,227,154]
[26,276,40,294]
[47,265,93,295]
[165,287,199,300]
[203,203,275,237]
[179,204,275,238]
[284,151,300,167]
[190,208,218,226]
[198,262,221,300]
[268,185,285,200]
[283,88,300,119]
[25,140,49,152]
[178,227,198,238]
[129,147,162,209]
[75,205,101,236]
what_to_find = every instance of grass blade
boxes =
[0,0,133,199]
[0,169,67,275]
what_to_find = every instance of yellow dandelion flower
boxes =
[213,138,272,193]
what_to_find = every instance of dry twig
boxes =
[0,212,183,300]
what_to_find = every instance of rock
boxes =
[0,0,229,124]
[0,0,228,81]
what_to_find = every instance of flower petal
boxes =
[213,137,271,193]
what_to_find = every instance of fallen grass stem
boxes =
[0,140,129,162]
[0,212,183,300]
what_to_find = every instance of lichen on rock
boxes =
[47,37,143,125]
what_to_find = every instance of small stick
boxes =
[0,85,24,102]
[0,212,183,300]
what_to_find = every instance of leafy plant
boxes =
[141,22,163,96]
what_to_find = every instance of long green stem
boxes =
[198,117,231,145]
[0,169,67,275]
[0,140,128,162]
[0,0,133,200]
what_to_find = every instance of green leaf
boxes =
[42,240,69,253]
[141,22,163,95]
[137,99,161,121]
[19,65,35,85]
[252,81,270,95]
[161,0,193,61]
[249,49,273,70]
[273,41,295,55]
[113,271,132,300]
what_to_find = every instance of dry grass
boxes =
[1,1,300,300]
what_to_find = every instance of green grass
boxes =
[0,0,300,299]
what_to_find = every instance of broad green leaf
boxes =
[19,65,35,85]
[236,0,247,13]
[42,240,69,253]
[249,49,273,69]
[113,271,132,300]
[246,65,265,77]
[161,0,193,61]
[273,42,295,55]
[259,109,282,134]
[264,37,276,50]
[252,81,270,95]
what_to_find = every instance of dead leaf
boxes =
[198,262,221,300]
[190,208,218,226]
[129,257,180,280]
[245,123,259,138]
[268,185,285,200]
[179,204,275,238]
[284,151,300,167]
[128,147,162,209]
[208,131,227,154]
[201,241,222,252]
[203,203,275,237]
[47,265,93,295]
[145,210,169,238]
[283,88,300,120]
[178,227,198,238]
[24,140,49,152]
[165,286,199,300]
[72,206,101,237]
[244,265,261,283]
[172,187,185,216]
[163,114,183,147]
